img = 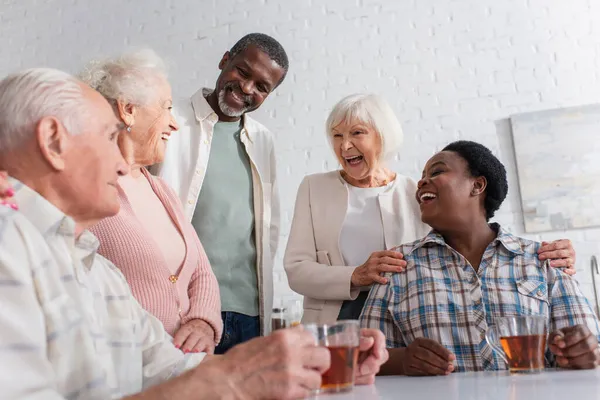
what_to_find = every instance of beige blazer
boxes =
[284,171,431,324]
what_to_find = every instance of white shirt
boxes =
[339,183,392,268]
[0,179,204,399]
[151,88,280,334]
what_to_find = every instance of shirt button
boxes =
[178,308,182,313]
[188,199,194,205]
[536,290,543,297]
[474,298,482,306]
[195,169,202,175]
[204,140,209,144]
[480,332,486,340]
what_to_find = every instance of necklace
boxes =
[341,170,396,188]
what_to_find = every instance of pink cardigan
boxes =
[90,169,222,342]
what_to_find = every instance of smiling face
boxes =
[331,118,383,181]
[416,150,487,230]
[215,44,285,118]
[118,77,179,166]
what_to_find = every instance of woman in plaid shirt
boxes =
[360,140,600,374]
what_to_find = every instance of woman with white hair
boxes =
[284,93,577,324]
[80,50,222,354]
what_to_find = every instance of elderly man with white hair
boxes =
[0,67,337,399]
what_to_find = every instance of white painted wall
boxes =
[2,0,600,307]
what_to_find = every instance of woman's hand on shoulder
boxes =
[538,239,576,275]
[351,250,406,287]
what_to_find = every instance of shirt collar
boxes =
[10,177,100,270]
[409,222,524,257]
[191,87,253,142]
[190,88,219,123]
[494,224,525,255]
[335,171,399,195]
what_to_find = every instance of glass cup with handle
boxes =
[304,320,361,394]
[485,315,548,374]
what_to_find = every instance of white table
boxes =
[315,369,600,400]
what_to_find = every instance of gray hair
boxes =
[79,49,168,106]
[325,93,404,162]
[0,68,86,152]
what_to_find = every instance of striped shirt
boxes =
[360,224,600,372]
[0,179,204,399]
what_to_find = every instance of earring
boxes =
[126,126,132,133]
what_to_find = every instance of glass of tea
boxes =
[271,307,288,331]
[485,315,548,374]
[304,320,360,394]
[286,299,303,327]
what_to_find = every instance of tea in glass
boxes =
[499,334,547,372]
[485,316,547,374]
[304,320,360,393]
[321,345,359,391]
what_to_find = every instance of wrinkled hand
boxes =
[401,338,455,376]
[538,240,576,275]
[0,171,17,210]
[355,329,388,385]
[549,325,600,369]
[351,251,406,287]
[214,325,330,400]
[173,319,216,354]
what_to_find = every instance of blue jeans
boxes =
[215,311,260,354]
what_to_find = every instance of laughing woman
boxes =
[81,50,222,354]
[360,140,599,374]
[284,93,577,325]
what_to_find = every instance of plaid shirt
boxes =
[360,224,600,372]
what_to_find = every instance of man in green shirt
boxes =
[156,33,288,353]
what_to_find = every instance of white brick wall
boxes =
[2,0,600,308]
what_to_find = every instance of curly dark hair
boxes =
[229,33,289,85]
[442,140,508,221]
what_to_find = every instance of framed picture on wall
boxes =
[511,104,600,233]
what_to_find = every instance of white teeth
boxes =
[420,192,437,202]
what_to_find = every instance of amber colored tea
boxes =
[321,346,359,392]
[500,334,546,373]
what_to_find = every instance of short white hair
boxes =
[325,93,404,161]
[78,48,168,106]
[0,68,86,152]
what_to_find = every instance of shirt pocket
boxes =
[101,298,140,364]
[104,317,142,391]
[42,294,100,395]
[42,294,86,368]
[302,250,329,312]
[316,250,332,266]
[515,279,550,316]
[303,297,325,311]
